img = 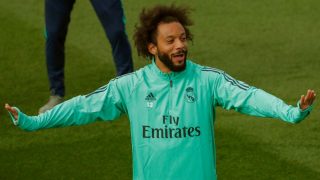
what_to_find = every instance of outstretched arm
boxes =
[212,71,316,123]
[4,82,125,131]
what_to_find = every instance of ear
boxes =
[147,43,157,56]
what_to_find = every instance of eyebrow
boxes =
[165,33,186,39]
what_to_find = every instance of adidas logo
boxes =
[145,92,156,101]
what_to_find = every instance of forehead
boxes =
[156,22,186,38]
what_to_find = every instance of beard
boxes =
[158,49,188,72]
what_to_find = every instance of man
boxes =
[39,0,134,114]
[5,4,316,180]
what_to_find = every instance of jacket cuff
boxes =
[7,107,20,126]
[297,101,313,115]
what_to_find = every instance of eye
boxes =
[166,39,174,44]
[180,36,187,42]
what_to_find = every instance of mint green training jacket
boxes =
[10,60,312,180]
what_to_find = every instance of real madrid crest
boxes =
[184,87,197,103]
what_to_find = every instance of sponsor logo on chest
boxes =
[145,92,156,108]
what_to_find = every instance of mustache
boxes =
[171,49,187,56]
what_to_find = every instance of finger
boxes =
[305,90,311,104]
[309,92,316,105]
[300,95,305,103]
[306,90,311,101]
[308,89,313,99]
[5,103,11,111]
[300,95,306,107]
[307,90,316,104]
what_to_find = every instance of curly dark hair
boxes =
[133,4,194,59]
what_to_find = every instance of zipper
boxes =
[168,77,173,114]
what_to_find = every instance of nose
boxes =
[175,39,186,50]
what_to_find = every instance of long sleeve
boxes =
[212,71,312,123]
[9,81,125,131]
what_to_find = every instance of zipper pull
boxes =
[170,80,173,87]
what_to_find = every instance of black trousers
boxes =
[45,0,133,96]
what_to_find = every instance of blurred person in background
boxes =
[39,0,133,113]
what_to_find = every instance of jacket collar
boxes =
[150,59,190,80]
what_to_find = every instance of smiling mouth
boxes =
[173,53,184,58]
[171,51,186,62]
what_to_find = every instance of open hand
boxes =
[5,103,18,120]
[300,89,316,110]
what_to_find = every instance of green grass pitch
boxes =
[0,0,319,179]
